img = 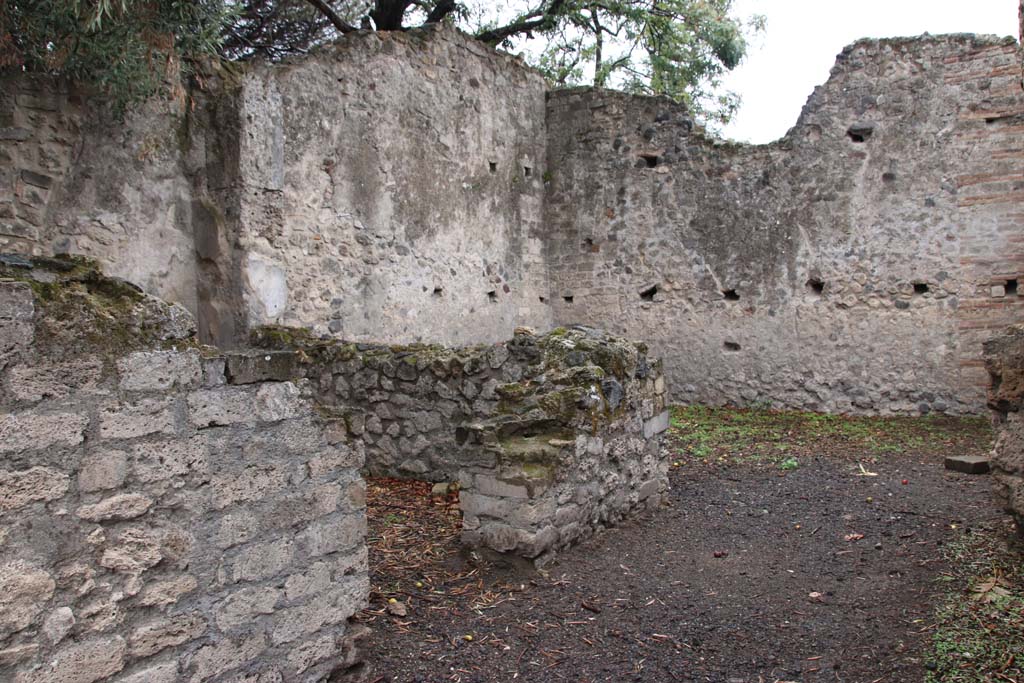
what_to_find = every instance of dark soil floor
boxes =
[357,410,1008,683]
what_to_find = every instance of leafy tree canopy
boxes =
[0,0,761,124]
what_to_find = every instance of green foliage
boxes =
[668,405,991,467]
[468,1,763,127]
[1,0,234,113]
[1,0,759,125]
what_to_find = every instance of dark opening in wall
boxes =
[539,296,547,303]
[913,282,929,295]
[639,154,659,168]
[806,278,824,295]
[582,237,599,253]
[640,285,658,302]
[724,341,741,352]
[723,289,740,301]
[1007,279,1019,296]
[846,122,874,142]
[524,166,532,178]
[433,287,444,297]
[563,295,574,304]
[489,162,497,173]
[487,290,497,302]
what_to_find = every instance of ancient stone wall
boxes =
[0,77,200,313]
[985,323,1024,535]
[0,257,369,682]
[252,324,670,564]
[0,255,669,683]
[2,27,1022,414]
[545,34,1024,416]
[206,26,554,347]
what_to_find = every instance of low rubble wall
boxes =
[0,256,369,683]
[0,254,671,683]
[253,324,671,564]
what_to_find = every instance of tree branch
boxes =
[425,0,458,24]
[302,0,357,33]
[475,0,568,45]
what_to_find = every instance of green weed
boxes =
[666,405,991,468]
[925,528,1024,682]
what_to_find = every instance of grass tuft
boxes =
[926,524,1024,682]
[667,405,991,468]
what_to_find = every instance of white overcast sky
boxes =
[719,0,1021,143]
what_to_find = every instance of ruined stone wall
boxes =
[252,324,670,564]
[0,257,369,682]
[985,323,1024,535]
[208,26,554,347]
[545,34,1024,415]
[0,77,200,314]
[3,28,1021,413]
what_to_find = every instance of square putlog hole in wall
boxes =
[913,282,929,295]
[640,284,659,302]
[846,122,875,143]
[489,162,497,174]
[487,290,497,303]
[563,295,574,304]
[1007,279,1019,296]
[806,278,825,295]
[724,341,741,352]
[639,154,659,168]
[523,166,532,178]
[722,289,740,301]
[432,287,444,298]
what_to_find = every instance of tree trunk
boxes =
[592,7,604,87]
[370,0,414,31]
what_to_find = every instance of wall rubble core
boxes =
[251,324,670,564]
[1,26,1022,415]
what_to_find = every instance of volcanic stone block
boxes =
[943,455,991,474]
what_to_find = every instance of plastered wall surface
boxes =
[0,77,200,313]
[220,28,554,346]
[1,26,1022,414]
[545,34,1024,415]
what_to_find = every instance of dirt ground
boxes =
[357,409,1012,683]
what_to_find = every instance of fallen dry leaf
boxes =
[845,533,865,542]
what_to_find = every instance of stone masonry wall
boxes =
[3,27,1022,413]
[208,26,554,347]
[252,324,670,564]
[985,323,1024,535]
[545,34,1024,415]
[0,77,200,313]
[0,257,369,683]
